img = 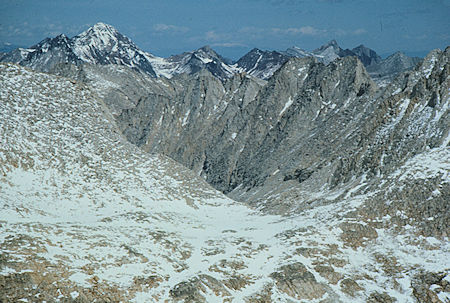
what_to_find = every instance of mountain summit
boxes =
[71,22,158,76]
[0,22,155,76]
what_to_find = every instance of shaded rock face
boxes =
[116,69,266,182]
[348,44,382,67]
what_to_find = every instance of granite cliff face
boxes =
[115,55,378,196]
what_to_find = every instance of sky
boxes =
[0,0,449,60]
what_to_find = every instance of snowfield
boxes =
[1,63,449,302]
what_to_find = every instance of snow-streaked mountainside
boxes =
[71,22,158,77]
[1,22,422,83]
[1,56,449,302]
[159,45,237,81]
[235,48,290,80]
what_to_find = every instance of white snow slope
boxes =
[0,63,449,302]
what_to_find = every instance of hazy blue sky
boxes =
[0,0,449,59]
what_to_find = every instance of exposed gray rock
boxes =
[169,275,231,302]
[115,55,378,199]
[269,262,333,301]
[412,271,449,303]
[340,278,364,297]
[367,292,397,303]
[339,222,378,248]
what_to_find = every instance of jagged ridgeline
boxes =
[1,22,449,302]
[1,22,422,82]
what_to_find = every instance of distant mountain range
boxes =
[0,22,423,83]
[235,40,386,80]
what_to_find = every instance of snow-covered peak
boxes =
[55,33,69,40]
[79,22,121,40]
[72,22,127,61]
[92,22,117,32]
[69,22,158,76]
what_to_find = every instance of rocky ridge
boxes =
[111,48,449,212]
